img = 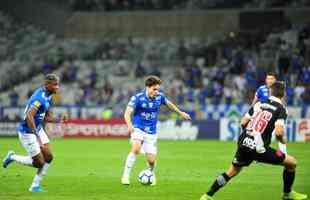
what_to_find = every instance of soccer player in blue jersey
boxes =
[252,72,277,104]
[121,75,191,185]
[2,74,67,192]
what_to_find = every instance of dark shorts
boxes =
[232,135,286,167]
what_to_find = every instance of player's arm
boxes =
[275,107,288,144]
[240,106,254,129]
[165,99,191,120]
[45,110,68,123]
[124,106,135,134]
[251,95,258,106]
[26,106,38,133]
[275,118,287,144]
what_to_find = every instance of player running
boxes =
[2,74,67,192]
[121,75,191,185]
[200,81,307,200]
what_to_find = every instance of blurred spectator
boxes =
[135,62,147,78]
[9,89,19,106]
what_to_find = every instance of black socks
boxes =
[283,169,295,193]
[207,173,231,196]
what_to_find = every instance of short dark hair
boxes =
[266,71,277,78]
[145,75,162,87]
[270,81,285,98]
[45,74,59,83]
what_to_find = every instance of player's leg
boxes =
[143,133,157,185]
[3,133,45,168]
[146,153,156,173]
[121,139,142,184]
[255,148,307,199]
[146,153,157,186]
[29,129,52,192]
[282,154,307,200]
[200,145,252,200]
[122,128,144,184]
[201,164,242,200]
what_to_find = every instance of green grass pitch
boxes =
[0,138,309,200]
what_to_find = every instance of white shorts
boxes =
[18,128,50,157]
[131,128,158,155]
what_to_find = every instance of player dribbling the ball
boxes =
[121,75,191,186]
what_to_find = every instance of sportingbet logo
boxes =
[242,137,256,149]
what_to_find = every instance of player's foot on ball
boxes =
[121,176,130,185]
[283,191,308,200]
[29,186,45,193]
[200,194,214,200]
[2,150,15,168]
[150,175,156,186]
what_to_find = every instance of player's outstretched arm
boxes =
[124,106,135,134]
[165,100,191,120]
[45,110,68,123]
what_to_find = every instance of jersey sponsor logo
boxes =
[242,136,256,149]
[141,112,156,120]
[260,103,277,111]
[33,100,41,108]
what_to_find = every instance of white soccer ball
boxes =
[138,169,154,185]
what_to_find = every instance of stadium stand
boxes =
[0,9,310,120]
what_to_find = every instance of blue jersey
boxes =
[18,87,53,134]
[128,90,167,134]
[255,85,269,103]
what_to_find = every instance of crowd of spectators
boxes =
[69,0,310,12]
[0,11,310,121]
[0,12,63,91]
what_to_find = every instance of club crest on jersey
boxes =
[149,103,153,108]
[142,103,147,108]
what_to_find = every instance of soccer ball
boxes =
[138,169,154,185]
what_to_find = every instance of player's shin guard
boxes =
[207,173,231,196]
[123,152,136,177]
[11,155,33,166]
[283,169,295,193]
[30,163,50,188]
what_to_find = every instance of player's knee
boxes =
[285,156,297,170]
[44,153,53,163]
[290,157,297,169]
[131,147,141,155]
[33,159,45,168]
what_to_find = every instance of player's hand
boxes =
[180,112,191,120]
[60,114,69,123]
